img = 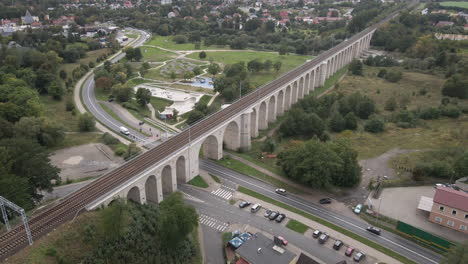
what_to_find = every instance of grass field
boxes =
[286,219,309,234]
[188,175,209,188]
[187,51,311,87]
[145,35,229,51]
[440,1,468,9]
[59,48,110,78]
[141,46,177,62]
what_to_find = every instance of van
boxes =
[251,203,261,213]
[120,126,130,135]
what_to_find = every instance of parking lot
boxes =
[235,198,378,264]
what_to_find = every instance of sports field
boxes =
[440,1,468,9]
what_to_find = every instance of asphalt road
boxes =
[200,160,443,264]
[179,184,350,264]
[81,28,160,148]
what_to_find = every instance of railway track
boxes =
[0,4,413,260]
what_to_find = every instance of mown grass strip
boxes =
[188,175,209,188]
[286,219,309,234]
[209,174,221,183]
[237,186,418,264]
[99,102,151,137]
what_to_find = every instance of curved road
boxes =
[200,160,443,264]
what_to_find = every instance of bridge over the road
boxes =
[0,8,405,260]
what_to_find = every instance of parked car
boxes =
[277,236,288,246]
[269,211,279,220]
[138,121,145,126]
[275,188,287,195]
[275,213,286,223]
[251,203,262,213]
[434,183,447,188]
[354,204,363,214]
[366,226,381,235]
[345,247,354,257]
[318,233,329,244]
[312,230,322,238]
[333,240,343,250]
[239,201,251,208]
[264,209,272,217]
[319,198,332,204]
[353,252,365,262]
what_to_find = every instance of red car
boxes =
[345,247,354,257]
[277,236,288,246]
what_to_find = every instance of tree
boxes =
[133,47,143,62]
[349,59,363,75]
[454,152,468,179]
[112,84,132,102]
[364,118,384,133]
[173,109,179,121]
[125,143,141,159]
[440,241,468,264]
[384,70,403,82]
[136,87,152,106]
[95,76,113,92]
[208,63,221,77]
[384,97,397,111]
[263,60,272,71]
[329,111,346,132]
[14,117,65,147]
[184,71,195,80]
[78,113,96,132]
[140,62,150,76]
[170,71,177,80]
[186,110,205,124]
[442,74,468,99]
[47,81,65,100]
[328,139,361,187]
[247,59,263,73]
[193,67,202,75]
[274,61,282,72]
[261,138,276,153]
[59,70,67,80]
[344,112,358,130]
[199,51,207,59]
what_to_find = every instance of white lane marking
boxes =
[211,188,234,200]
[203,163,439,264]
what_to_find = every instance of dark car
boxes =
[366,226,381,235]
[319,198,332,204]
[318,233,329,244]
[275,188,287,195]
[353,252,365,262]
[239,201,251,208]
[108,96,114,102]
[333,240,343,250]
[275,213,286,223]
[138,121,145,126]
[345,247,354,257]
[269,211,279,220]
[312,230,322,238]
[264,209,272,217]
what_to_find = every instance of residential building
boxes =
[429,187,468,234]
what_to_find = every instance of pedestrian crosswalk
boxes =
[211,187,234,200]
[181,191,204,203]
[199,214,229,232]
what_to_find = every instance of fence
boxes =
[396,221,456,252]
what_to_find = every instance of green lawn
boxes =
[440,1,468,9]
[98,102,150,137]
[141,46,177,62]
[188,51,311,87]
[59,48,110,79]
[150,96,173,112]
[145,35,229,51]
[52,133,102,150]
[286,219,309,234]
[215,157,303,194]
[210,174,221,183]
[188,175,209,188]
[237,186,417,264]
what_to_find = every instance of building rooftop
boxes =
[434,187,468,212]
[236,233,296,264]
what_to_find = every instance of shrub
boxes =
[394,110,417,128]
[384,97,397,111]
[65,99,75,111]
[78,113,95,132]
[364,118,385,133]
[102,132,119,145]
[114,146,126,156]
[384,70,402,82]
[377,69,387,78]
[440,105,461,118]
[261,138,276,153]
[45,247,57,257]
[173,35,188,44]
[419,107,440,120]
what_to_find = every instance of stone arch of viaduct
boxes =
[87,30,374,209]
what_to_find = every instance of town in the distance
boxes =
[0,0,467,263]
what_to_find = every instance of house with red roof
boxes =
[429,187,468,234]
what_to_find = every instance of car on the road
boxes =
[312,230,322,238]
[354,204,363,214]
[264,209,272,217]
[138,121,145,126]
[345,247,354,257]
[275,188,287,195]
[319,198,332,204]
[318,233,329,244]
[275,213,286,223]
[434,183,447,188]
[239,201,251,208]
[108,96,114,102]
[269,211,279,220]
[333,240,343,250]
[119,126,130,136]
[353,252,365,262]
[366,226,381,235]
[251,203,262,213]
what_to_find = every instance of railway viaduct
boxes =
[1,7,404,258]
[85,31,374,209]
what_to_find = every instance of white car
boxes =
[354,204,363,214]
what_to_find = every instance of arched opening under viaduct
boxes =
[292,82,298,104]
[161,165,173,198]
[298,77,304,99]
[258,101,267,130]
[201,135,221,160]
[277,90,284,116]
[223,121,240,151]
[127,186,141,204]
[268,96,275,123]
[250,107,257,137]
[145,175,159,204]
[176,156,186,184]
[285,86,291,110]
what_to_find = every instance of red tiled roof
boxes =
[434,187,468,212]
[236,258,249,264]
